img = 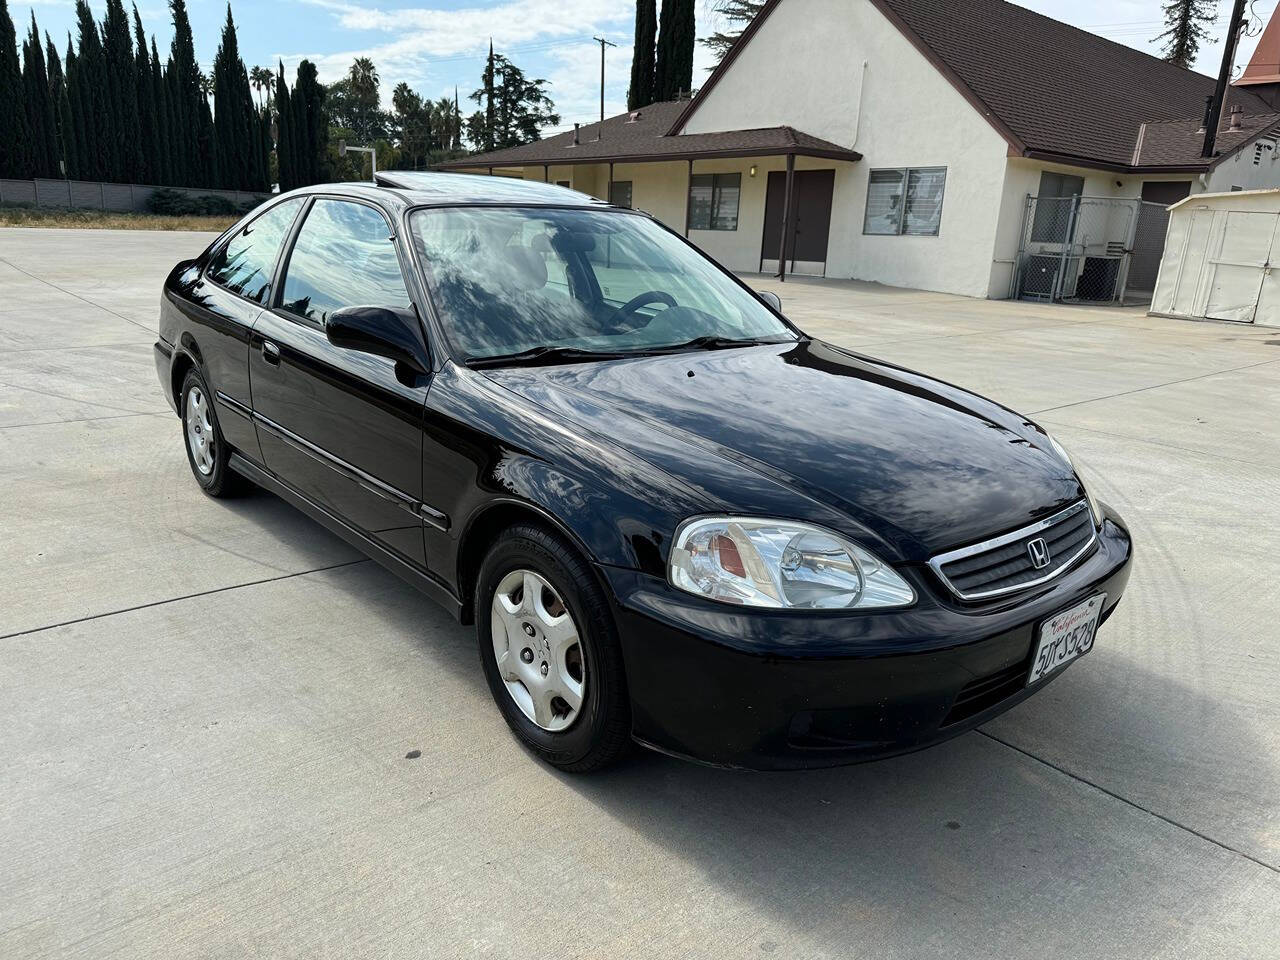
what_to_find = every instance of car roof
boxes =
[287,171,611,210]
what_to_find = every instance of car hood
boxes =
[481,340,1084,561]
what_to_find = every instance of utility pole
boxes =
[593,36,617,137]
[1203,0,1250,158]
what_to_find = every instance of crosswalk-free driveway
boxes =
[2,228,1278,958]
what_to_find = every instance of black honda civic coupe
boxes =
[154,172,1132,772]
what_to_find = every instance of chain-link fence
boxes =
[1011,195,1170,306]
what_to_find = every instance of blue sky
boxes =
[19,0,1275,135]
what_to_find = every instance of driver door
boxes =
[250,197,431,568]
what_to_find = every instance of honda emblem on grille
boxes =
[1027,538,1051,569]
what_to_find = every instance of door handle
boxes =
[261,340,280,365]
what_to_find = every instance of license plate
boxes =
[1028,594,1106,685]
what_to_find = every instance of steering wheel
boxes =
[600,290,677,333]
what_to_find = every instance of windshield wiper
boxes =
[464,345,640,369]
[645,334,799,354]
[465,335,800,369]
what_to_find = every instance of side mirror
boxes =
[326,305,428,374]
[758,290,782,313]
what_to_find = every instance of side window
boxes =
[206,198,305,303]
[279,199,411,325]
[863,167,947,236]
[688,173,741,231]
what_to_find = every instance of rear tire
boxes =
[477,523,631,772]
[180,367,249,498]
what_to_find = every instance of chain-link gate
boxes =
[1011,195,1169,305]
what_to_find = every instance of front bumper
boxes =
[600,509,1133,770]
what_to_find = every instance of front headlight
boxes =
[1045,432,1102,527]
[668,517,915,610]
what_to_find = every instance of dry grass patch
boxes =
[0,206,235,232]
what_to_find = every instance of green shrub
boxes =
[147,188,263,217]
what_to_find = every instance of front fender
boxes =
[423,363,710,598]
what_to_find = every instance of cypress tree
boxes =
[274,60,294,191]
[253,106,270,191]
[212,4,257,190]
[63,38,84,179]
[22,12,59,177]
[67,2,111,181]
[131,6,159,184]
[198,79,218,187]
[0,0,33,178]
[628,0,657,110]
[167,0,202,186]
[294,59,327,186]
[292,67,308,184]
[482,40,495,152]
[150,37,170,184]
[46,34,68,176]
[102,0,142,182]
[653,0,695,102]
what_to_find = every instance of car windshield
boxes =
[408,205,797,363]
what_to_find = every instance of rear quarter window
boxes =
[206,198,305,303]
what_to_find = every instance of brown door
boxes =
[1127,181,1192,296]
[761,169,836,269]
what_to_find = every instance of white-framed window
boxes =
[863,166,947,236]
[688,173,741,231]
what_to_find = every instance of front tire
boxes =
[477,524,631,772]
[180,367,248,498]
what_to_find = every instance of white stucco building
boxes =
[445,0,1280,301]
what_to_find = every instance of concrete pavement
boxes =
[2,228,1278,958]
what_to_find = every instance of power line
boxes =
[420,35,598,66]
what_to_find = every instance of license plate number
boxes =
[1028,594,1106,685]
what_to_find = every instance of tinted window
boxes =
[280,199,411,325]
[688,173,740,231]
[206,198,304,302]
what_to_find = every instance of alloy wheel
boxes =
[490,568,586,731]
[185,384,216,476]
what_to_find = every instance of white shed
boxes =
[1150,188,1280,326]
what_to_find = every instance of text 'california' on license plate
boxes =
[1028,594,1106,686]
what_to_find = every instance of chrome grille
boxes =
[929,501,1097,600]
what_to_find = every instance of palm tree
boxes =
[348,56,380,142]
[197,71,213,99]
[434,96,456,151]
[249,65,274,109]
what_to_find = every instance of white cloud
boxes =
[542,40,632,132]
[275,0,634,104]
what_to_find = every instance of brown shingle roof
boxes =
[1133,112,1280,167]
[874,0,1270,167]
[672,0,1275,172]
[439,99,861,168]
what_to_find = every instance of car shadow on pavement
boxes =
[546,653,1277,952]
[295,539,1279,953]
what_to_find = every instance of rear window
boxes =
[206,198,304,303]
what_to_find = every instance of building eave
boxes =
[1018,119,1280,175]
[439,143,862,170]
